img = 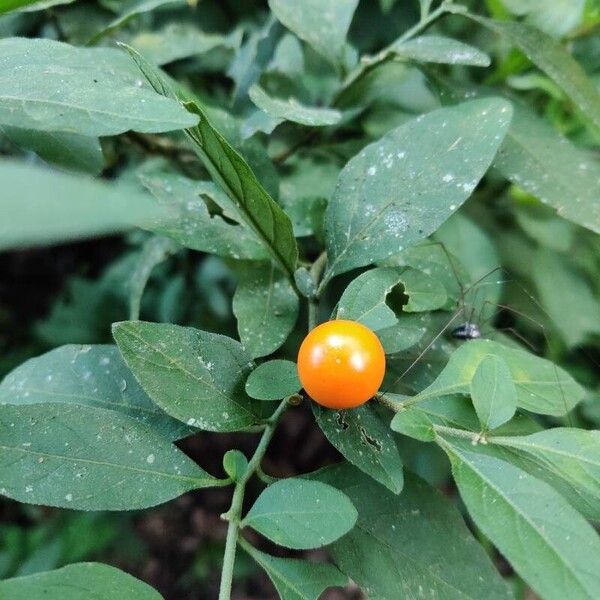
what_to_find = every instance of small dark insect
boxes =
[451,322,482,340]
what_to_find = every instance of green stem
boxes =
[396,1,455,45]
[375,393,406,412]
[217,398,288,600]
[333,1,463,108]
[308,251,328,330]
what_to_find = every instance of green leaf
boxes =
[268,0,358,69]
[0,563,163,599]
[490,428,600,521]
[245,360,300,400]
[0,38,198,136]
[495,104,600,234]
[129,236,178,320]
[408,339,584,416]
[233,262,299,359]
[433,212,502,311]
[222,449,248,482]
[399,268,448,312]
[89,0,187,44]
[391,395,480,442]
[112,321,263,432]
[471,16,600,130]
[439,435,600,600]
[242,478,358,550]
[0,0,73,13]
[323,99,513,282]
[336,267,447,332]
[129,23,240,66]
[182,100,299,279]
[388,240,471,307]
[500,0,585,37]
[227,15,280,106]
[0,403,218,510]
[336,268,401,330]
[267,32,304,77]
[392,35,491,67]
[0,127,104,174]
[0,160,170,252]
[0,345,190,440]
[374,313,429,355]
[309,464,513,600]
[139,172,268,260]
[313,403,404,494]
[470,354,517,431]
[242,542,347,600]
[249,85,342,127]
[532,249,600,346]
[294,267,317,299]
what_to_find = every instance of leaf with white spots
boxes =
[313,402,404,494]
[392,35,491,67]
[495,103,600,234]
[249,85,342,128]
[0,37,198,136]
[408,339,584,416]
[268,0,358,70]
[0,345,191,440]
[309,463,513,600]
[242,478,358,549]
[113,321,264,432]
[323,99,513,283]
[140,172,269,260]
[0,563,164,600]
[233,262,299,359]
[0,403,218,510]
[438,435,600,600]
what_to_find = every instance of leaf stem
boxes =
[308,251,328,330]
[217,398,288,600]
[433,424,485,443]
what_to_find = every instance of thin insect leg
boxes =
[379,308,464,397]
[380,260,506,394]
[380,258,511,396]
[419,239,467,297]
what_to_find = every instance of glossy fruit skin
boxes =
[297,320,386,409]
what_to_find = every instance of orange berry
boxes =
[297,320,386,409]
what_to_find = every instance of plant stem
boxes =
[217,398,288,600]
[375,393,406,412]
[308,251,328,330]
[396,1,455,45]
[333,1,463,108]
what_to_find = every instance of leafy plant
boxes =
[1,0,599,599]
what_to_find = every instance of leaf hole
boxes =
[335,411,349,431]
[359,427,382,452]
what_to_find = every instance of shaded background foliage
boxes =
[1,0,600,599]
